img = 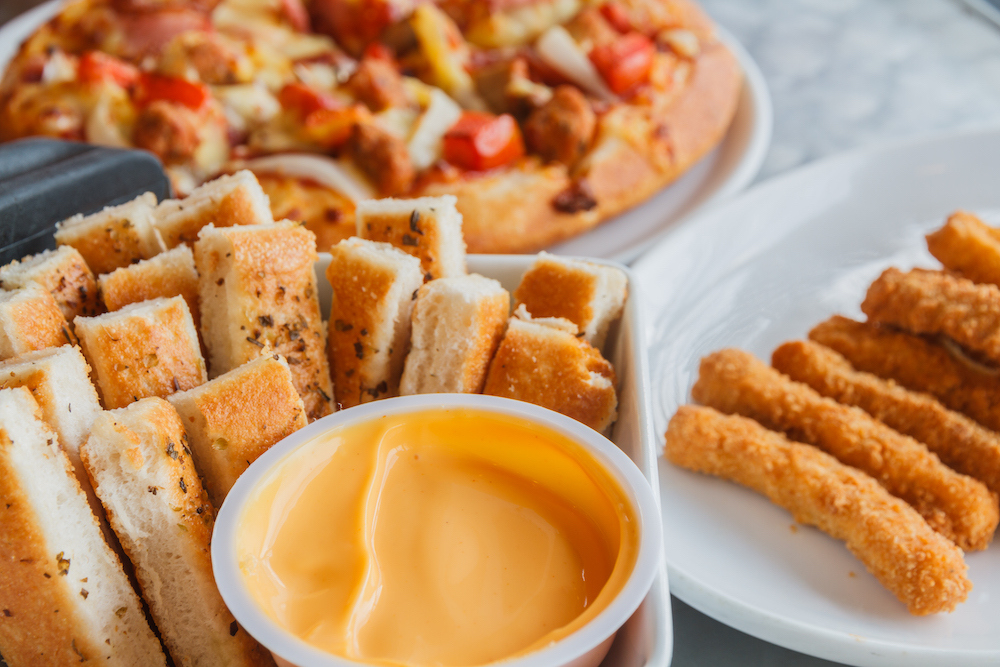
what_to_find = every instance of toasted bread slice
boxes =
[0,282,76,360]
[513,253,627,350]
[326,238,423,408]
[356,195,466,280]
[75,297,207,409]
[155,170,273,249]
[0,245,101,321]
[81,398,277,667]
[0,345,115,546]
[168,353,307,505]
[0,387,167,666]
[0,345,101,465]
[194,221,333,420]
[55,192,165,275]
[400,274,509,395]
[100,245,201,329]
[483,306,618,431]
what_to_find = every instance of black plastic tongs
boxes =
[0,138,171,265]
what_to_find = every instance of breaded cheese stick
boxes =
[926,211,1000,286]
[664,405,971,616]
[692,349,999,551]
[810,316,1000,433]
[862,268,1000,364]
[773,340,1000,496]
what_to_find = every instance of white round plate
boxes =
[0,3,772,264]
[633,126,1000,667]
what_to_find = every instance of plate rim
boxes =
[603,23,774,264]
[633,123,1000,667]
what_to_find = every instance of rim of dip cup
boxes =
[212,393,663,667]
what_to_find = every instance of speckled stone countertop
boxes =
[670,1,1000,665]
[709,0,1000,182]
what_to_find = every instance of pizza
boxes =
[0,0,742,253]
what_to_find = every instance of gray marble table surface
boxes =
[1,1,998,665]
[670,1,1000,665]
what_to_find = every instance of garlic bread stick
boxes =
[664,405,971,616]
[862,268,1000,364]
[692,348,998,551]
[810,316,1000,433]
[773,340,1000,497]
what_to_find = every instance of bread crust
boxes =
[0,282,76,360]
[357,196,468,280]
[325,239,423,408]
[483,314,618,431]
[55,193,165,276]
[400,275,510,394]
[0,404,108,666]
[74,296,207,409]
[154,171,274,249]
[168,353,307,505]
[81,398,276,667]
[100,245,202,329]
[513,253,626,349]
[0,246,102,322]
[0,386,167,666]
[194,222,334,420]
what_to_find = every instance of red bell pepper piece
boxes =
[589,32,655,95]
[599,2,633,33]
[443,112,524,172]
[78,51,140,88]
[280,0,311,32]
[279,82,340,118]
[136,72,210,110]
[362,42,396,64]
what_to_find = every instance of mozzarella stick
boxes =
[862,268,1000,364]
[664,406,971,616]
[773,340,1000,496]
[691,349,998,551]
[810,316,1000,433]
[926,211,1000,287]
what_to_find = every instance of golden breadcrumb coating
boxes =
[926,211,1000,287]
[862,268,1000,365]
[692,348,999,551]
[774,340,1000,497]
[664,405,972,615]
[810,316,1000,433]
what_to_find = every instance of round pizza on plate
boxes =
[0,0,741,253]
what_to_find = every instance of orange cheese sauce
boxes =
[236,408,639,667]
